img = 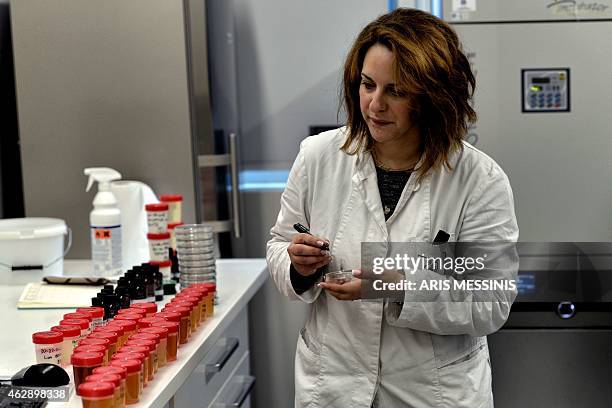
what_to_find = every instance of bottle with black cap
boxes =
[130,277,147,304]
[103,294,120,319]
[115,286,131,309]
[141,263,156,302]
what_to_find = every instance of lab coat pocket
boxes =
[436,345,492,408]
[295,327,323,407]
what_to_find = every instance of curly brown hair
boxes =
[340,8,476,181]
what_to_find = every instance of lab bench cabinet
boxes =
[173,308,253,407]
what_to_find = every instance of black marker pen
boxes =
[293,223,330,251]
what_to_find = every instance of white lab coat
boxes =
[266,127,519,408]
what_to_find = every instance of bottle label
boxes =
[91,225,122,276]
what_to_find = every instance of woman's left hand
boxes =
[318,278,362,301]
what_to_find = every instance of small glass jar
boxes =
[32,331,63,365]
[60,318,90,339]
[175,293,203,326]
[92,366,127,406]
[64,312,93,333]
[117,308,146,319]
[89,331,119,357]
[155,321,179,362]
[109,359,142,404]
[104,323,127,347]
[108,319,137,341]
[77,381,115,408]
[85,373,123,408]
[147,232,171,261]
[50,325,80,366]
[116,346,149,389]
[73,345,108,365]
[201,283,216,317]
[181,287,208,323]
[171,298,198,333]
[128,333,159,374]
[124,339,156,383]
[137,316,165,330]
[113,351,148,389]
[162,306,190,344]
[92,365,127,405]
[155,311,182,344]
[78,337,111,360]
[141,326,169,367]
[76,307,105,328]
[71,351,104,388]
[130,302,157,317]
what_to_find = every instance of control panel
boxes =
[522,68,570,113]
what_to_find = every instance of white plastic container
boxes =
[0,218,70,285]
[85,167,122,276]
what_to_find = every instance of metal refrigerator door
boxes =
[453,21,612,241]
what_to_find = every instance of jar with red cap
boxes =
[76,307,105,328]
[77,381,115,408]
[136,316,165,330]
[171,298,198,333]
[180,287,208,323]
[116,308,146,319]
[73,345,108,364]
[176,292,204,325]
[154,321,179,361]
[92,365,127,404]
[103,323,127,347]
[32,331,63,365]
[162,306,190,344]
[109,359,142,404]
[88,331,119,358]
[60,318,90,339]
[201,283,216,317]
[113,351,148,389]
[85,373,123,408]
[50,325,80,366]
[108,319,137,341]
[124,338,156,382]
[160,194,183,223]
[145,202,169,233]
[147,232,171,262]
[128,333,159,374]
[78,338,110,362]
[141,326,168,367]
[64,312,93,333]
[116,346,149,389]
[130,302,157,317]
[155,311,182,346]
[114,350,148,388]
[71,351,104,388]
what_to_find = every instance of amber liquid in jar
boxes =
[124,371,141,404]
[166,333,178,361]
[178,317,189,344]
[158,339,167,367]
[73,364,101,388]
[81,396,114,408]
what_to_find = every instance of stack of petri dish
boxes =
[175,224,216,289]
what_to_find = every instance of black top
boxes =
[375,166,412,220]
[290,167,411,294]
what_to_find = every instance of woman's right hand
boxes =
[288,233,332,277]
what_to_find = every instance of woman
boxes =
[267,8,518,408]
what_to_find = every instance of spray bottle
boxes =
[84,167,122,276]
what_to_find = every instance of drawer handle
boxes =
[205,337,239,383]
[215,375,255,407]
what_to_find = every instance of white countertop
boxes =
[0,258,268,408]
